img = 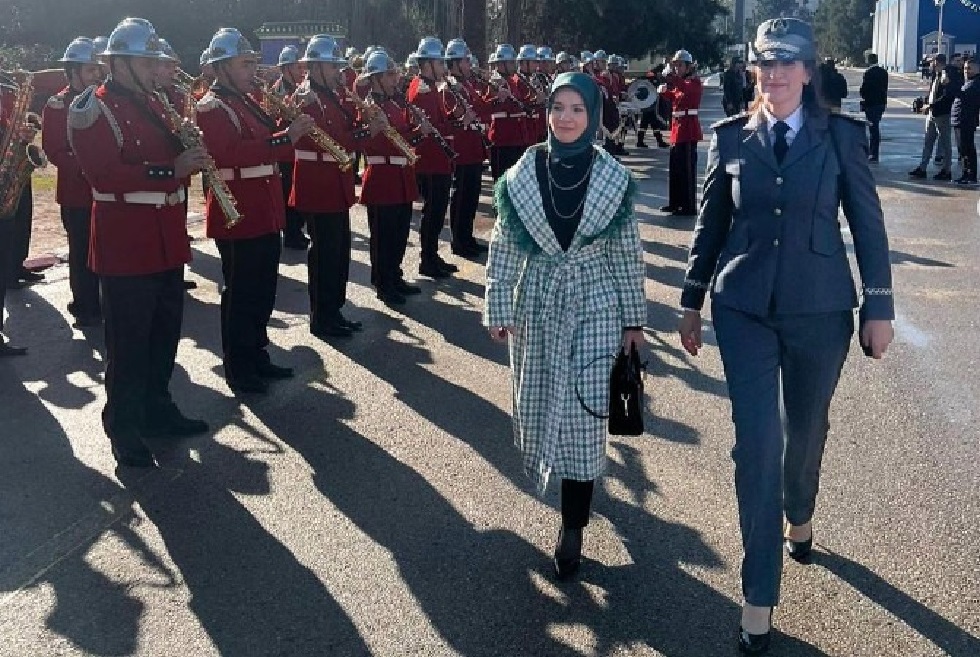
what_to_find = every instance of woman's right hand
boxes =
[678,310,702,357]
[489,326,515,343]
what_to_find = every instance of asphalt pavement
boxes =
[0,71,977,657]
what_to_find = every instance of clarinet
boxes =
[393,93,458,161]
[442,77,492,151]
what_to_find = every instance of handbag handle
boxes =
[575,345,647,420]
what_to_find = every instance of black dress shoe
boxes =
[784,535,813,563]
[451,244,480,258]
[256,361,294,379]
[737,610,773,655]
[553,526,583,580]
[419,262,451,279]
[659,205,677,213]
[377,288,407,306]
[312,320,354,338]
[337,314,363,331]
[395,279,422,295]
[908,167,927,178]
[18,269,44,283]
[933,170,953,181]
[112,446,157,468]
[228,374,269,394]
[435,258,459,273]
[72,314,103,329]
[283,236,311,250]
[183,280,198,290]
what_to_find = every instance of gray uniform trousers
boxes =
[919,113,952,172]
[712,302,853,607]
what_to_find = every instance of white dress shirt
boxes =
[760,103,804,147]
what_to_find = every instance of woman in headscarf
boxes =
[483,72,646,580]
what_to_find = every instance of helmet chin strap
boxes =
[216,61,247,96]
[123,58,155,96]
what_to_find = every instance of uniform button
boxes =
[126,120,131,125]
[774,208,782,216]
[775,176,783,185]
[773,239,780,247]
[135,139,141,146]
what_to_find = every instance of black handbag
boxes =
[576,345,646,436]
[608,344,646,435]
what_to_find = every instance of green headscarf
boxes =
[546,71,602,159]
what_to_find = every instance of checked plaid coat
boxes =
[483,144,646,493]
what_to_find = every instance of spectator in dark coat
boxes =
[952,58,980,185]
[910,54,955,180]
[818,58,848,110]
[722,57,746,116]
[860,53,889,161]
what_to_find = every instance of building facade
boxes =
[873,0,980,72]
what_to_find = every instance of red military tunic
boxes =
[289,80,368,213]
[443,77,488,166]
[68,82,191,276]
[342,67,358,92]
[42,86,92,209]
[483,73,528,148]
[406,76,454,176]
[358,93,418,206]
[195,86,295,240]
[513,73,542,145]
[661,74,704,145]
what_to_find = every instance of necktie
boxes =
[773,121,789,164]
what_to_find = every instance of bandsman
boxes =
[444,38,491,257]
[357,50,425,306]
[555,51,574,74]
[42,37,104,329]
[69,18,210,466]
[289,35,371,338]
[195,28,314,393]
[407,37,459,279]
[273,44,310,250]
[516,44,546,146]
[484,44,529,181]
[658,48,703,216]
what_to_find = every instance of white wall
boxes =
[873,0,920,73]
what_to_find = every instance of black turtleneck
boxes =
[535,148,594,251]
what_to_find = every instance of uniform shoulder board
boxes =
[196,91,221,113]
[68,86,101,131]
[46,94,66,110]
[710,112,750,131]
[829,111,868,128]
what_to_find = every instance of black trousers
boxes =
[101,268,184,452]
[449,163,484,250]
[0,219,12,333]
[864,105,886,160]
[416,173,452,264]
[561,479,595,529]
[668,142,698,212]
[61,206,101,319]
[7,183,32,281]
[367,203,412,292]
[306,211,351,329]
[215,233,281,380]
[279,162,306,243]
[958,126,977,180]
[490,145,525,182]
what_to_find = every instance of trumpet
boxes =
[342,86,419,166]
[155,91,242,229]
[254,77,353,172]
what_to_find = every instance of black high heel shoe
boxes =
[553,526,583,580]
[737,609,773,655]
[784,532,813,563]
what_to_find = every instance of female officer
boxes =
[484,72,645,580]
[677,19,895,654]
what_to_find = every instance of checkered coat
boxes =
[483,144,645,493]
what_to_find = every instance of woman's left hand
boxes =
[861,319,894,359]
[622,329,644,353]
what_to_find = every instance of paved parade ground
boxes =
[1,72,978,656]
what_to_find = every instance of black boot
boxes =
[553,526,583,579]
[636,130,648,148]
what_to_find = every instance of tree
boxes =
[813,0,875,63]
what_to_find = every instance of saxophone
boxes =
[155,91,242,229]
[343,86,419,166]
[256,78,353,172]
[0,72,47,218]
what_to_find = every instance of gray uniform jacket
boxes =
[681,108,895,321]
